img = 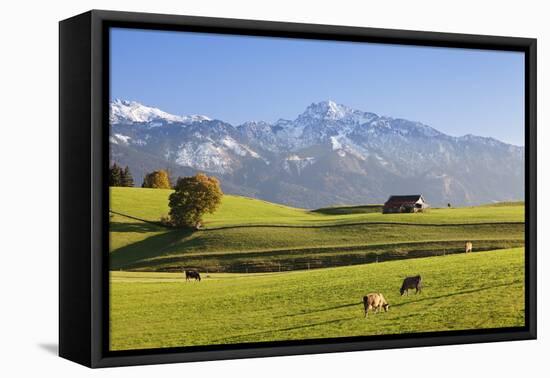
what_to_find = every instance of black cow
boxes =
[184,269,201,282]
[400,275,422,295]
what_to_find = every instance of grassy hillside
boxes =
[110,221,523,271]
[109,187,524,272]
[110,187,525,228]
[110,247,525,351]
[311,204,384,215]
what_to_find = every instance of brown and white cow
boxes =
[363,293,389,318]
[465,241,473,253]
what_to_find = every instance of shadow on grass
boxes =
[278,280,523,318]
[110,228,195,270]
[209,280,524,344]
[274,302,363,318]
[214,316,357,343]
[390,280,523,309]
[202,221,524,231]
[110,221,165,234]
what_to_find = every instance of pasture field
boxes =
[110,187,525,228]
[109,247,525,351]
[109,187,524,271]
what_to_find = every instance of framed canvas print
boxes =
[59,10,537,368]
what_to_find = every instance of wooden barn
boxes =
[383,194,429,214]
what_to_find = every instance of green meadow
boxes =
[109,187,524,272]
[110,187,524,228]
[110,247,525,351]
[109,187,525,351]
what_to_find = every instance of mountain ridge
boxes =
[110,99,524,208]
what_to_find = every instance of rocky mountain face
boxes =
[110,99,524,208]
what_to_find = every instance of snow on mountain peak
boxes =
[297,100,377,126]
[300,100,352,121]
[110,99,211,125]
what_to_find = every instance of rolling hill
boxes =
[109,187,524,272]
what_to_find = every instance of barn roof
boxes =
[384,194,425,207]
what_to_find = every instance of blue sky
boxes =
[110,28,525,146]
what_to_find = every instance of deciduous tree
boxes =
[142,170,171,189]
[168,173,223,228]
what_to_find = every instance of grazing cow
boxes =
[363,293,389,317]
[465,241,473,254]
[183,269,201,282]
[400,275,422,296]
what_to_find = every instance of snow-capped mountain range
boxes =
[110,99,211,124]
[110,99,524,208]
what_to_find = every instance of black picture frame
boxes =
[59,9,537,368]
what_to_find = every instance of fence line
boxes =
[199,221,525,231]
[154,243,523,274]
[109,209,524,232]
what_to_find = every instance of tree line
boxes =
[109,164,173,189]
[109,163,134,187]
